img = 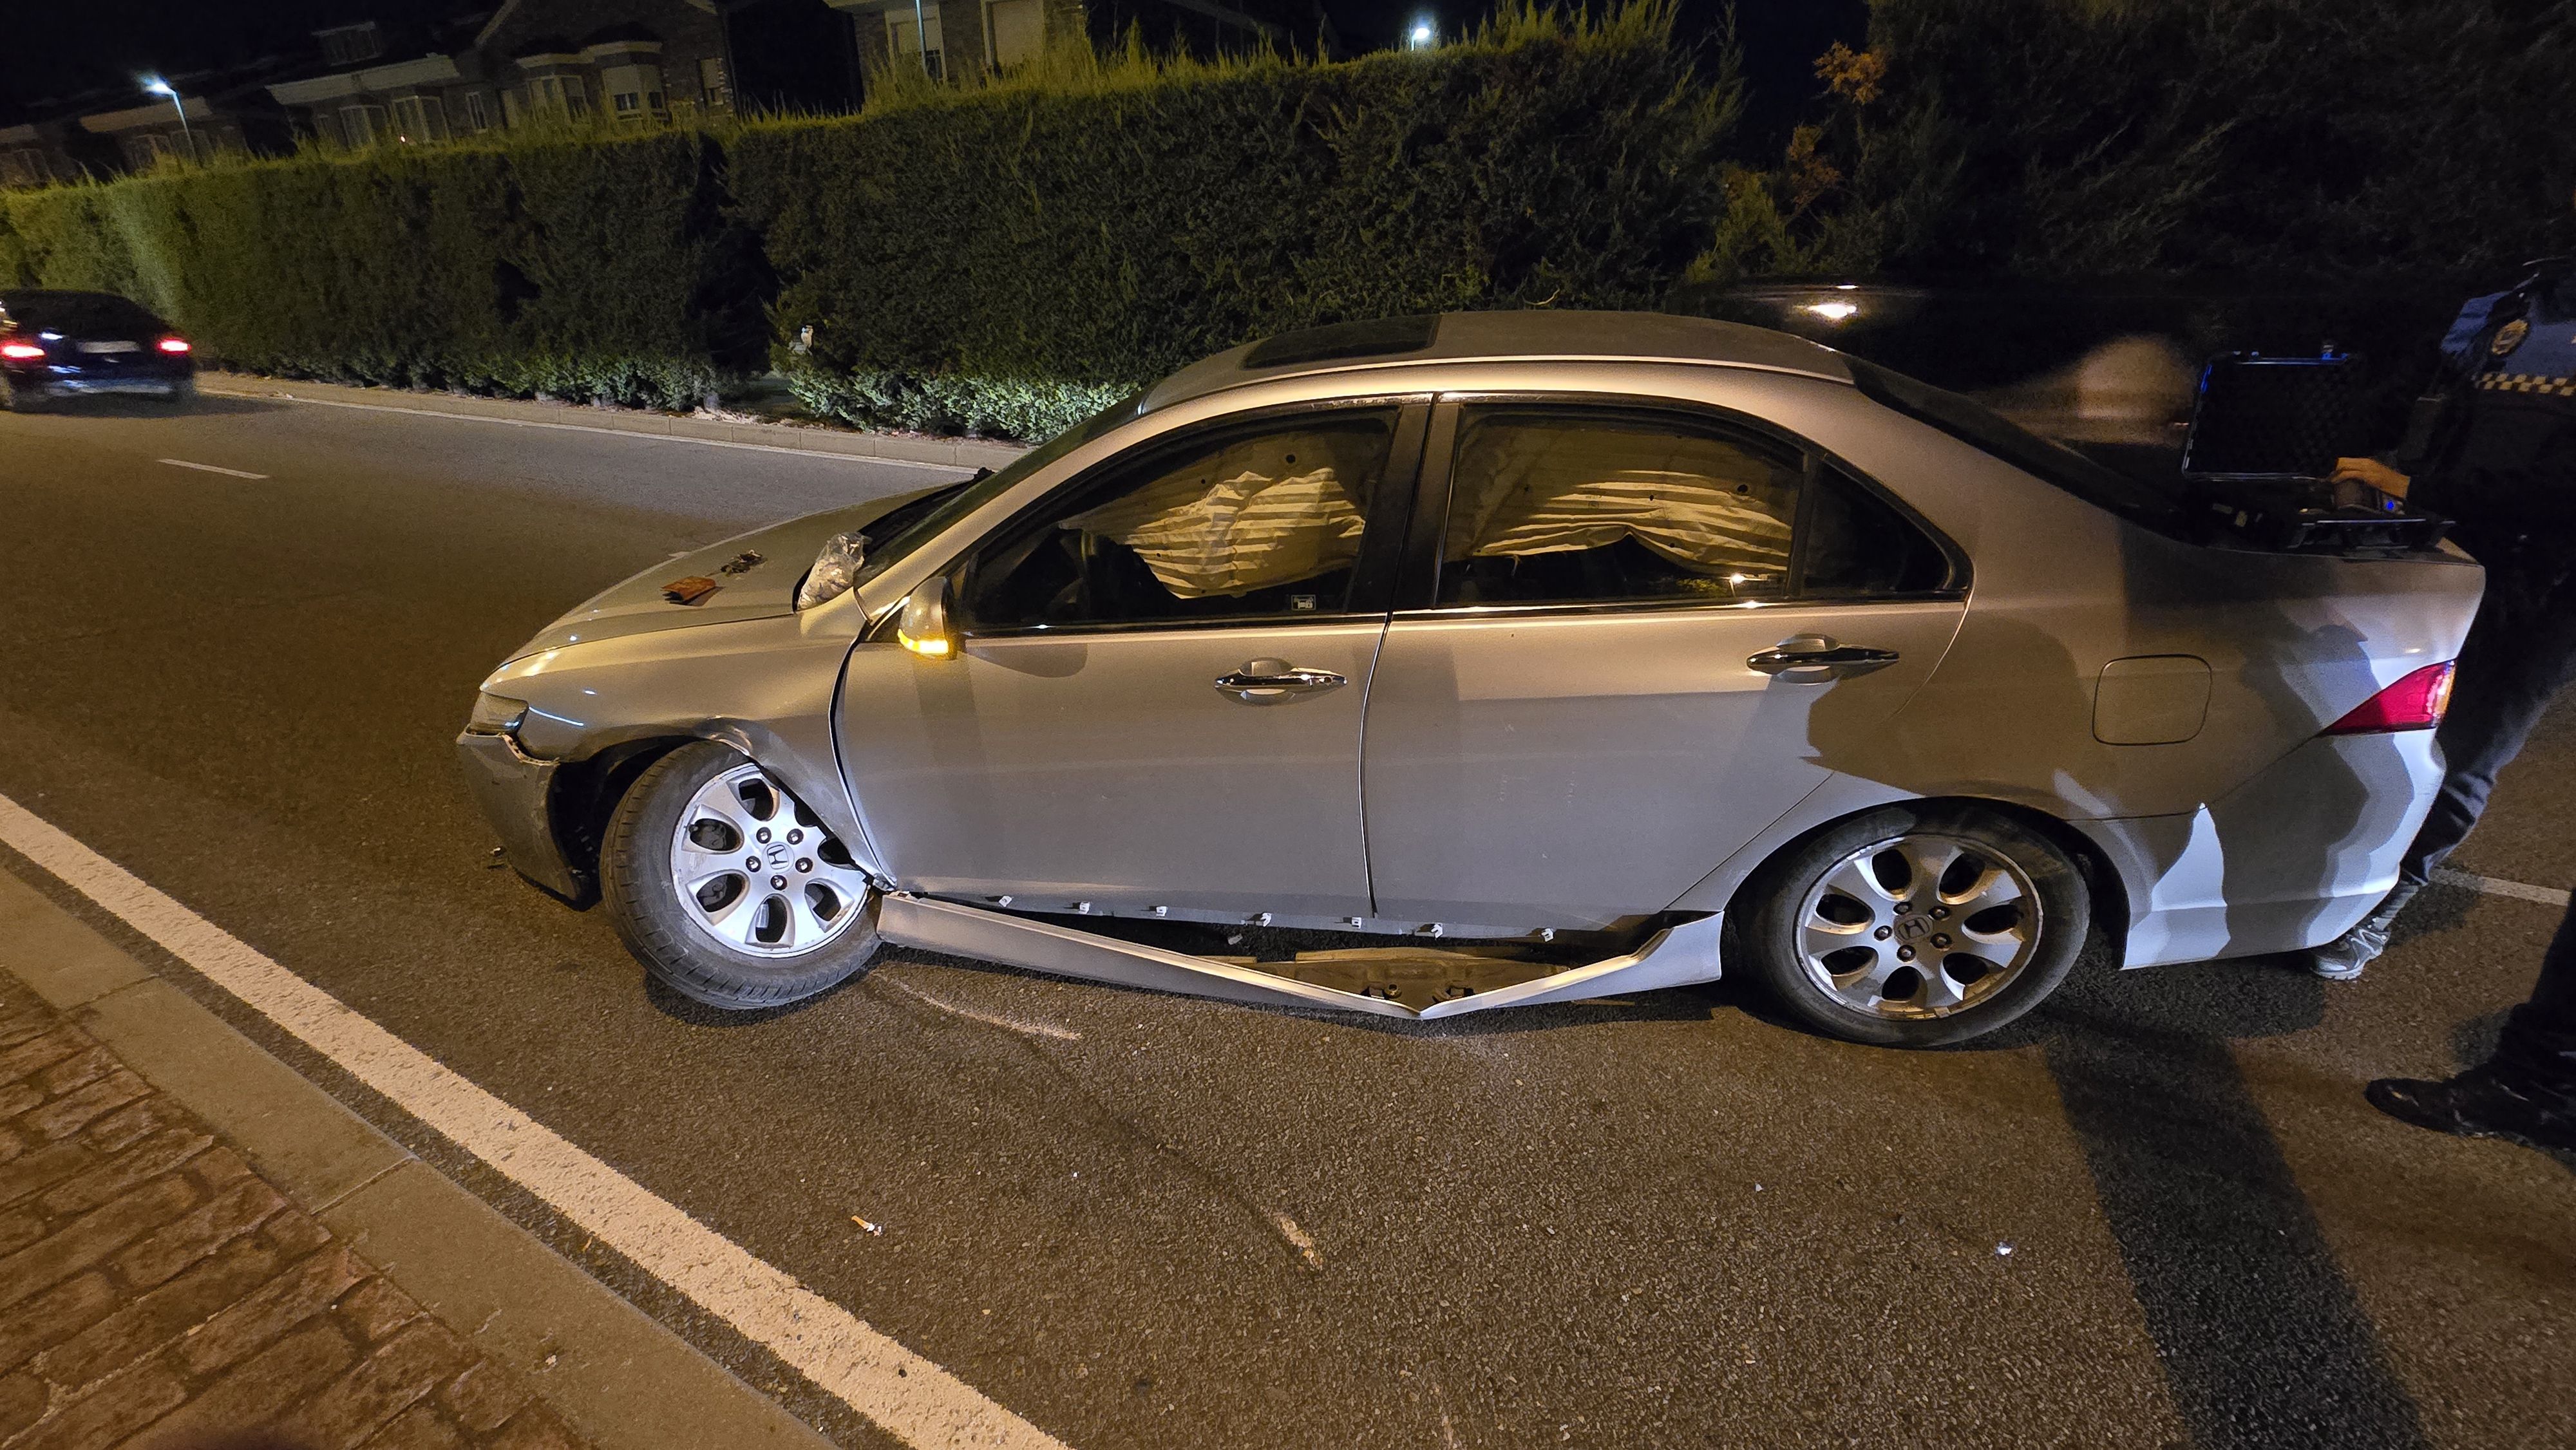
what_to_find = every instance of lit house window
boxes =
[390,95,448,144]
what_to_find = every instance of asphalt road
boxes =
[3,393,2570,1450]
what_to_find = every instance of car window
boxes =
[1801,463,1955,597]
[960,408,1399,631]
[0,293,160,334]
[1844,355,2195,538]
[1434,408,1803,607]
[851,388,1147,588]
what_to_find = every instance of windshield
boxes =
[1845,356,2197,538]
[855,388,1150,585]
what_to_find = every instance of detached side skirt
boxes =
[875,894,1725,1020]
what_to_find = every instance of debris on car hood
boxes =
[505,485,947,662]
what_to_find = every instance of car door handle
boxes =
[1747,636,1901,681]
[1215,659,1348,703]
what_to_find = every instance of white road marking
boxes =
[206,388,979,472]
[157,457,268,479]
[0,792,1070,1450]
[2433,867,2571,908]
[878,975,1081,1042]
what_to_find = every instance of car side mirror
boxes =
[896,576,958,659]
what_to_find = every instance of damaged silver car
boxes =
[459,312,2479,1046]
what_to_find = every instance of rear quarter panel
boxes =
[1701,372,2483,820]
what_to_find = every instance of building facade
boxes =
[268,2,736,149]
[829,0,1088,82]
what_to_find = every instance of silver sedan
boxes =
[458,312,2481,1046]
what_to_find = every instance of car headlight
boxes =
[466,692,529,736]
[795,531,869,610]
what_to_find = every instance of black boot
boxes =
[2365,1064,2576,1153]
[2310,881,2422,981]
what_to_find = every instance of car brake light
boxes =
[156,337,191,353]
[2324,661,2455,735]
[0,341,44,360]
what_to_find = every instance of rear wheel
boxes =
[162,377,196,405]
[0,373,33,413]
[1738,804,2088,1047]
[600,742,880,1009]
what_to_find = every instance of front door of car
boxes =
[1359,399,1969,929]
[836,400,1427,920]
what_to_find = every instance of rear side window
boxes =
[1435,408,1803,607]
[961,408,1400,630]
[1428,406,1956,608]
[1802,464,1954,597]
[1846,356,2194,537]
[0,293,161,334]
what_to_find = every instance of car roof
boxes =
[0,289,138,306]
[1140,309,1857,413]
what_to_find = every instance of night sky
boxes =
[1,0,1866,138]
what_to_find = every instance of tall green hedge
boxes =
[1,131,755,408]
[734,14,1734,435]
[1708,0,2576,284]
[0,8,1734,436]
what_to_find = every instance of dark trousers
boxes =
[2497,895,2576,1111]
[2396,580,2576,888]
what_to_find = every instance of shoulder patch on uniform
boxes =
[2492,318,2530,356]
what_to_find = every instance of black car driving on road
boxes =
[0,289,195,411]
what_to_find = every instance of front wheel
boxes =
[600,741,880,1009]
[1737,804,2089,1047]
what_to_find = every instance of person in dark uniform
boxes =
[2366,893,2576,1152]
[2310,252,2576,980]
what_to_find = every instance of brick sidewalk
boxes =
[0,974,596,1450]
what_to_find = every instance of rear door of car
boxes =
[1358,395,1971,930]
[835,397,1429,921]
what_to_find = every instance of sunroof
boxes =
[1241,315,1439,370]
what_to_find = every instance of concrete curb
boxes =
[200,372,1030,473]
[0,867,838,1450]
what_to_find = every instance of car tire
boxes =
[164,377,196,406]
[0,375,33,413]
[600,741,881,1010]
[1737,804,2088,1048]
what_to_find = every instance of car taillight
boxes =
[0,341,44,360]
[156,337,191,353]
[2324,661,2455,735]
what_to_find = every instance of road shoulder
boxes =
[0,867,835,1450]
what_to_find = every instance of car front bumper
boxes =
[454,730,587,900]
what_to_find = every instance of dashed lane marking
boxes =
[0,791,1072,1450]
[2432,867,2571,909]
[207,388,976,471]
[158,457,268,479]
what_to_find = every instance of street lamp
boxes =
[1407,17,1437,50]
[141,76,195,163]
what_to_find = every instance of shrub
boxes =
[0,127,759,409]
[1721,0,2576,283]
[732,3,1738,434]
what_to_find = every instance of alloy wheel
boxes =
[1796,832,2041,1019]
[668,763,873,957]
